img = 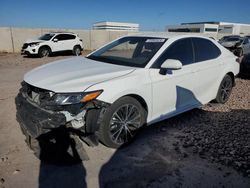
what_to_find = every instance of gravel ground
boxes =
[0,53,250,188]
[165,78,250,177]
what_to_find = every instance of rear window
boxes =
[192,38,221,62]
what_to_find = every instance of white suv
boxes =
[16,34,239,160]
[21,32,84,57]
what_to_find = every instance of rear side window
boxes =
[55,34,76,41]
[192,38,221,62]
[152,38,194,68]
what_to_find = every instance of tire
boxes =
[215,74,233,104]
[97,96,147,148]
[38,46,51,58]
[73,45,82,56]
[236,48,243,57]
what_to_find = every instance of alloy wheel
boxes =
[220,77,232,103]
[109,104,141,145]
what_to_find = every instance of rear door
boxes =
[191,37,223,103]
[61,34,77,50]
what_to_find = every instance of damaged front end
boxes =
[15,82,109,161]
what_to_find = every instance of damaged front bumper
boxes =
[15,83,110,161]
[16,93,67,138]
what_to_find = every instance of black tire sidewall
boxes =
[216,75,233,104]
[38,47,50,58]
[73,46,81,56]
[98,96,147,148]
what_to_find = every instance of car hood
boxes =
[25,39,45,43]
[24,57,135,93]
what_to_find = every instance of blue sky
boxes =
[0,0,249,31]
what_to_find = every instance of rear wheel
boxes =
[215,75,233,104]
[97,96,147,148]
[38,46,50,58]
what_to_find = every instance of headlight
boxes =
[52,90,103,105]
[29,42,40,47]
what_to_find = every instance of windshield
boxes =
[87,37,167,68]
[38,33,55,41]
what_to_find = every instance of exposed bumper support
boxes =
[15,91,110,161]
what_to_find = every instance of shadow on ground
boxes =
[38,130,87,188]
[35,108,250,188]
[99,108,250,188]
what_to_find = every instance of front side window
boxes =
[152,38,194,68]
[87,37,166,68]
[192,38,221,62]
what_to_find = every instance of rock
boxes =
[160,127,167,132]
[172,142,179,146]
[1,156,8,162]
[182,152,188,158]
[223,172,231,177]
[0,178,4,184]
[13,169,20,175]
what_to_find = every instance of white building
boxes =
[93,21,139,31]
[166,22,250,35]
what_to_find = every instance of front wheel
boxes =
[73,46,82,56]
[215,75,233,104]
[97,97,147,148]
[38,47,50,58]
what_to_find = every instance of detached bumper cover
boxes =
[15,93,66,138]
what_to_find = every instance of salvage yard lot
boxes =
[0,53,249,188]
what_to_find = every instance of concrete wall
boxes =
[0,27,135,52]
[11,28,42,52]
[0,27,13,52]
[0,27,230,53]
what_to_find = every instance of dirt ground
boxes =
[0,52,249,188]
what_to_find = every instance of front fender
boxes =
[85,69,153,121]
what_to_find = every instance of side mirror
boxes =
[53,38,58,42]
[159,59,182,75]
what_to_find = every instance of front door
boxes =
[149,38,200,123]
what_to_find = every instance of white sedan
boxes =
[16,34,239,158]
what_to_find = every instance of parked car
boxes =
[218,35,240,43]
[15,34,239,160]
[235,37,250,56]
[21,32,84,57]
[240,53,250,76]
[219,36,242,49]
[219,36,250,56]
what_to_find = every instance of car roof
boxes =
[126,32,214,40]
[49,32,76,35]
